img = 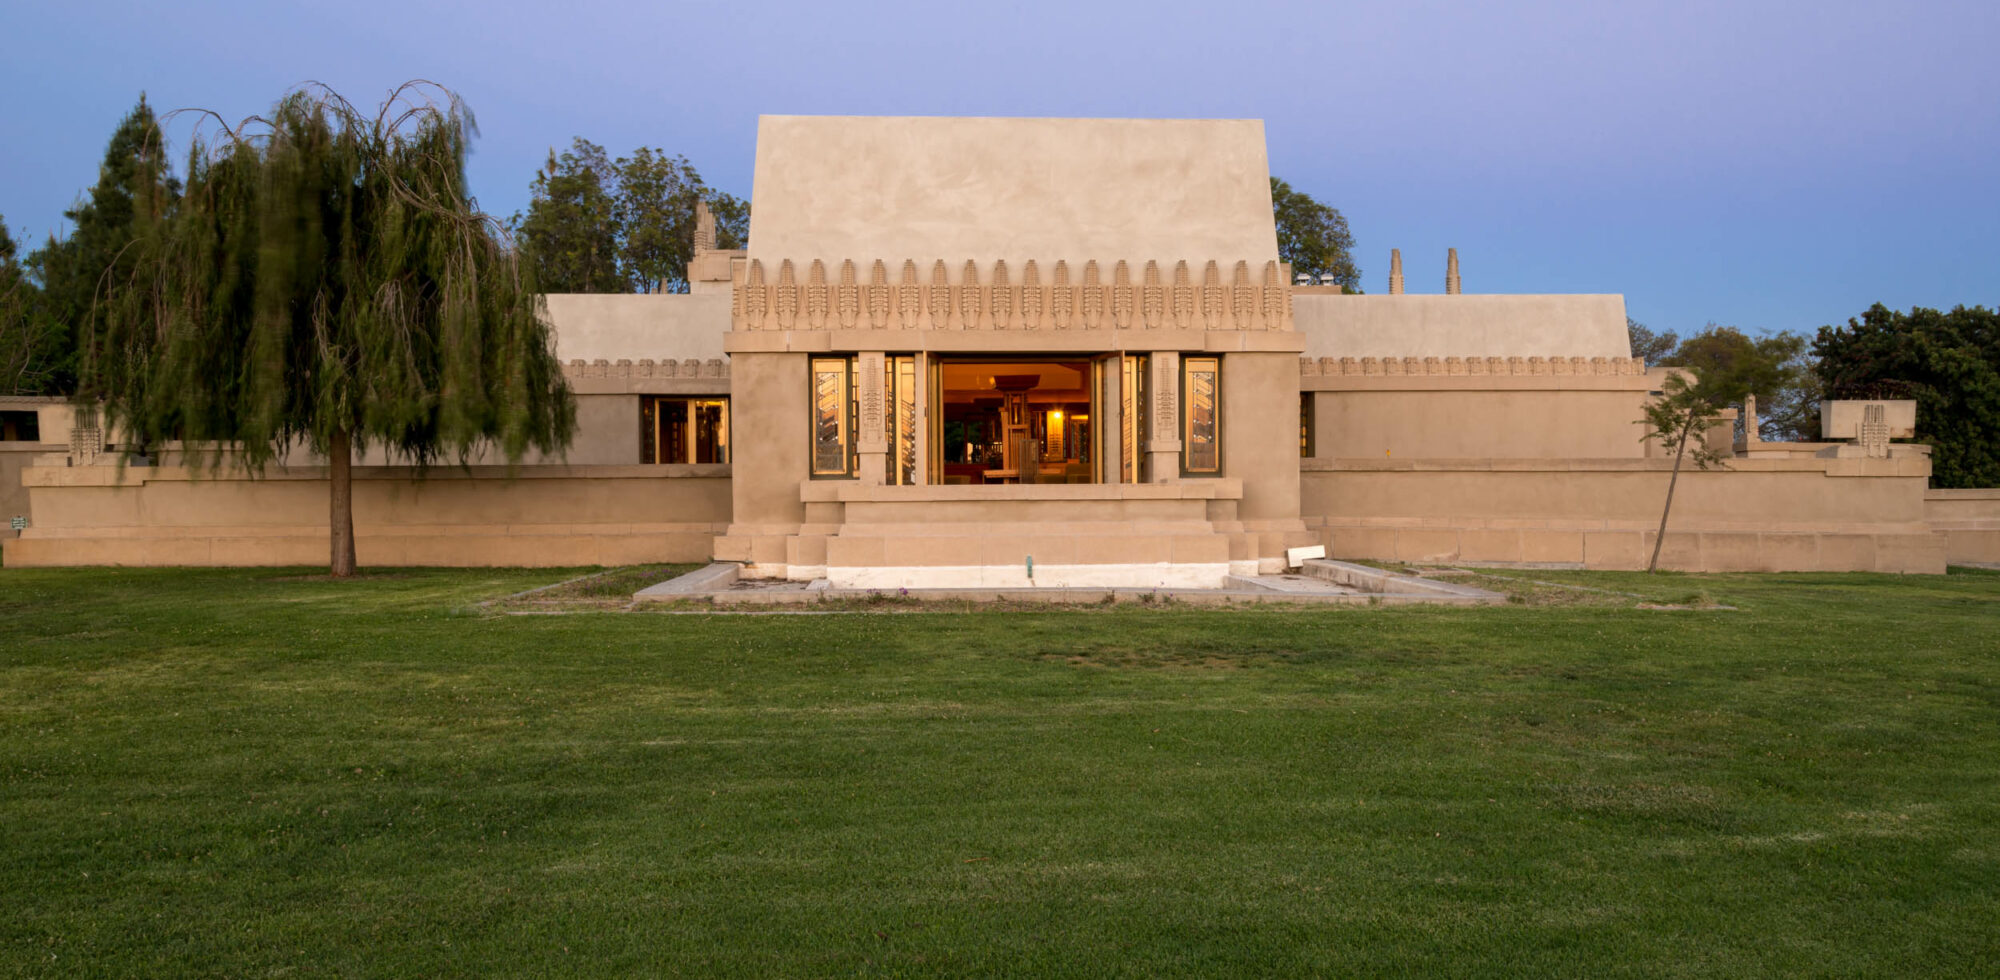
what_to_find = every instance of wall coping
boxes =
[1303,457,1926,478]
[1926,488,2000,500]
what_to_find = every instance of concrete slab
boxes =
[637,559,1501,606]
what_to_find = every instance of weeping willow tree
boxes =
[84,83,575,576]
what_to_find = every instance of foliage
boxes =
[2,565,1997,976]
[1625,317,1678,367]
[83,83,575,575]
[0,217,63,395]
[1637,370,1732,571]
[512,139,625,293]
[1270,177,1360,292]
[20,96,180,395]
[615,147,745,294]
[1813,303,2000,489]
[1664,324,1814,441]
[513,141,746,294]
[1629,321,1817,441]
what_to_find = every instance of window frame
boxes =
[1180,356,1222,476]
[808,356,858,479]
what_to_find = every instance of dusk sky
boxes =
[3,0,1995,338]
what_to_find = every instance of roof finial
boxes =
[694,199,716,254]
[1446,248,1461,295]
[1388,249,1404,295]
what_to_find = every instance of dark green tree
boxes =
[1,217,61,395]
[25,95,180,393]
[85,84,576,577]
[1270,177,1360,292]
[514,139,626,293]
[1663,324,1810,440]
[1813,304,2000,488]
[512,140,746,295]
[1625,317,1679,367]
[615,147,747,294]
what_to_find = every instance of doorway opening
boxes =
[934,359,1095,485]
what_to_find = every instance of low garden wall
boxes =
[6,463,730,568]
[1925,489,2000,565]
[1301,455,1945,573]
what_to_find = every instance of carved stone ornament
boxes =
[805,260,829,329]
[898,260,922,330]
[836,260,860,328]
[774,260,798,330]
[1051,260,1073,330]
[867,260,890,329]
[1019,260,1043,329]
[1141,260,1165,329]
[729,255,1295,332]
[1081,260,1104,330]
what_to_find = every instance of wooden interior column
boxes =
[1147,351,1181,482]
[857,350,887,485]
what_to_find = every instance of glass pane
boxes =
[1299,392,1313,458]
[694,400,727,464]
[894,357,917,485]
[660,399,690,465]
[639,398,657,464]
[811,359,849,476]
[1121,355,1148,483]
[1184,357,1219,474]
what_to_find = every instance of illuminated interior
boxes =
[935,359,1095,484]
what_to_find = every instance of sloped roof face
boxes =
[747,116,1278,268]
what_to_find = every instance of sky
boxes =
[2,0,1995,337]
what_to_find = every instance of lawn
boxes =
[1,565,1996,977]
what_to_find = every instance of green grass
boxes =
[1,565,1997,977]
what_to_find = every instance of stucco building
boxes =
[5,116,1996,575]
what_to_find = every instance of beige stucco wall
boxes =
[1311,389,1655,459]
[1301,457,1943,573]
[6,464,730,568]
[747,116,1279,269]
[712,352,810,569]
[1297,294,1632,360]
[1925,489,2000,564]
[544,292,729,364]
[1222,352,1310,555]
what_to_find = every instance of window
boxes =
[0,411,39,443]
[1299,392,1315,458]
[887,355,918,484]
[1182,356,1221,475]
[810,357,856,478]
[640,397,728,464]
[1121,354,1148,483]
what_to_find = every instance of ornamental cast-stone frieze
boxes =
[733,258,1297,333]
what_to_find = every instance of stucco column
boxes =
[1147,351,1181,483]
[1099,356,1122,484]
[857,351,887,485]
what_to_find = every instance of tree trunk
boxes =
[329,427,357,578]
[1647,423,1692,573]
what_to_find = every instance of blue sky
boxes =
[3,0,1995,337]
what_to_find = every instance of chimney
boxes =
[1388,249,1404,295]
[1446,248,1461,295]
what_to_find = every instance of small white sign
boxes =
[1286,544,1326,568]
[9,516,25,532]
